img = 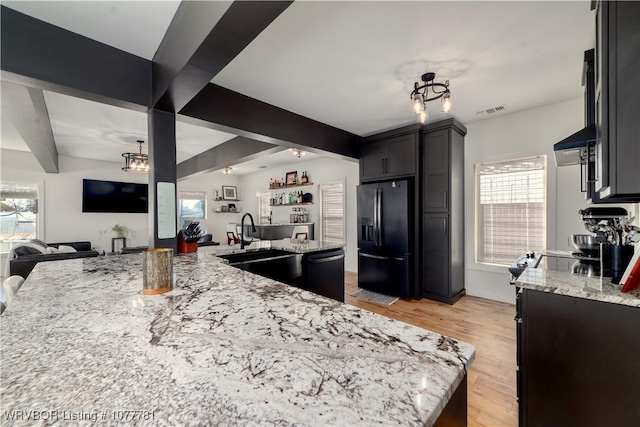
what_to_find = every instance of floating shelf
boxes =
[214,198,241,202]
[214,211,241,214]
[269,202,313,207]
[268,182,313,190]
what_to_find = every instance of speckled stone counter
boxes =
[515,250,640,308]
[1,253,474,426]
[202,239,345,255]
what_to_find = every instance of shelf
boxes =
[269,202,313,207]
[214,198,241,202]
[268,183,313,190]
[213,211,241,214]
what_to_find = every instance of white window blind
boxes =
[475,156,546,265]
[178,190,206,230]
[257,191,271,224]
[319,182,344,244]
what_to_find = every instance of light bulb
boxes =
[412,94,424,114]
[417,109,428,124]
[441,92,452,113]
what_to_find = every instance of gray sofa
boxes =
[9,241,99,279]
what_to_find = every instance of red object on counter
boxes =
[178,234,198,254]
[620,249,640,292]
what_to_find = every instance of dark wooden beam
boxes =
[179,84,361,159]
[1,82,59,173]
[153,1,293,112]
[177,137,286,180]
[0,5,151,110]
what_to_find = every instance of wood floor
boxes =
[345,272,518,427]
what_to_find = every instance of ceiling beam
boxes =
[0,5,151,111]
[1,82,59,173]
[179,84,361,160]
[153,1,293,112]
[177,137,286,180]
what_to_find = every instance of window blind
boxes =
[475,156,546,265]
[257,191,271,224]
[319,182,344,244]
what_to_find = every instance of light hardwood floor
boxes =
[345,272,518,427]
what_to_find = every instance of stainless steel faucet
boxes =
[240,213,257,249]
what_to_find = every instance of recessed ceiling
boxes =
[210,149,321,176]
[1,0,596,172]
[214,1,594,135]
[2,0,181,60]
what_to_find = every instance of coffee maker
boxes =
[578,207,637,282]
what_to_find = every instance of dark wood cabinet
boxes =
[360,131,418,181]
[594,0,640,201]
[518,289,640,427]
[421,120,466,304]
[423,213,449,297]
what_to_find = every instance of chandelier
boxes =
[410,72,452,124]
[291,148,306,158]
[122,140,149,173]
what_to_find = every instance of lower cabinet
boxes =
[300,249,345,302]
[519,289,640,427]
[422,213,465,304]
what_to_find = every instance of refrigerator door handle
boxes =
[373,188,379,246]
[376,187,383,247]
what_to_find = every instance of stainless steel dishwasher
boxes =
[301,249,345,302]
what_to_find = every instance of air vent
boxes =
[476,105,507,116]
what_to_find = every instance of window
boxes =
[178,190,206,230]
[475,156,546,265]
[257,191,271,224]
[319,182,345,244]
[1,182,39,253]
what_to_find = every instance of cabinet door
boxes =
[385,133,417,178]
[422,213,449,297]
[360,142,386,181]
[423,129,450,212]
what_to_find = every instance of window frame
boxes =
[0,181,42,254]
[474,155,547,267]
[177,190,207,230]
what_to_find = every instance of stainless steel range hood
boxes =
[553,124,595,166]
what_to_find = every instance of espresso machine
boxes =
[576,207,638,282]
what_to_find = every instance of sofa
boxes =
[8,241,100,279]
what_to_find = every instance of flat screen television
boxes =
[82,179,148,213]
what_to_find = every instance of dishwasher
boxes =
[301,249,345,302]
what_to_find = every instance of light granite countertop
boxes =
[1,252,474,426]
[254,223,314,227]
[201,239,345,255]
[515,250,640,308]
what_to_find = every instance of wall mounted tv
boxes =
[82,179,148,213]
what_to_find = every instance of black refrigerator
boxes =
[357,179,412,298]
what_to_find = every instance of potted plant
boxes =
[100,224,135,239]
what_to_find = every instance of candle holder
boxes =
[143,248,174,295]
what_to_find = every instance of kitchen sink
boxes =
[217,249,302,285]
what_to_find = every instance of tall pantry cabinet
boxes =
[358,118,466,303]
[421,120,466,304]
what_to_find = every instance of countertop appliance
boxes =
[357,180,412,298]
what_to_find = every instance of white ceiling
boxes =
[210,148,321,177]
[0,1,595,172]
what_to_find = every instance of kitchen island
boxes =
[514,252,640,427]
[1,252,475,426]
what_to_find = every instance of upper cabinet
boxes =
[360,128,418,181]
[593,0,640,201]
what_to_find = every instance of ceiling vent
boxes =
[476,105,507,116]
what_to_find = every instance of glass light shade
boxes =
[441,92,452,113]
[417,109,428,124]
[412,94,424,114]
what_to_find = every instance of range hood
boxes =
[553,124,596,166]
